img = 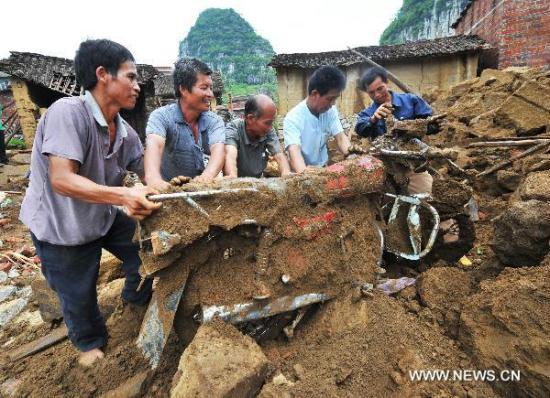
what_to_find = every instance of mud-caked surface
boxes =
[459,261,550,398]
[417,267,475,337]
[261,293,496,398]
[0,298,151,398]
[171,319,269,398]
[492,199,550,266]
[179,196,381,309]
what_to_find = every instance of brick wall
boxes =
[455,0,550,68]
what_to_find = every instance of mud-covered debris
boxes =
[493,200,550,266]
[519,170,550,201]
[98,250,124,285]
[496,170,522,191]
[459,264,550,397]
[171,320,269,398]
[102,370,149,398]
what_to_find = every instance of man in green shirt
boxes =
[224,94,290,178]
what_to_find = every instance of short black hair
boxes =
[173,58,212,97]
[359,67,388,91]
[74,39,135,90]
[307,65,346,96]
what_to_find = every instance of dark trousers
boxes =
[31,210,152,352]
[0,129,7,164]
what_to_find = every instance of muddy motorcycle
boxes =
[365,115,476,265]
[135,131,474,368]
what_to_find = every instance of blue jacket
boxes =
[355,92,432,140]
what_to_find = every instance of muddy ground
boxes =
[0,66,549,397]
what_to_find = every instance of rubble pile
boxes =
[427,67,550,141]
[0,67,549,398]
[423,67,550,266]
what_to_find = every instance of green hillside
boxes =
[178,8,277,99]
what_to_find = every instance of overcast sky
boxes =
[2,0,402,66]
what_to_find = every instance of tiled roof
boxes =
[0,51,159,96]
[269,35,490,68]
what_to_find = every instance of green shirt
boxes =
[225,119,282,178]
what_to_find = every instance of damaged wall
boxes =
[10,79,41,146]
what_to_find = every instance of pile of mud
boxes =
[426,67,550,143]
[419,67,550,268]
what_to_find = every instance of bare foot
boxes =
[78,348,105,367]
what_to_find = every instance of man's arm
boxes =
[335,131,351,156]
[283,116,307,173]
[196,115,226,183]
[144,134,171,190]
[196,142,225,183]
[224,144,239,178]
[274,152,291,176]
[287,144,307,173]
[49,156,160,220]
[265,130,290,176]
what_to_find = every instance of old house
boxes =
[0,51,159,145]
[269,35,491,118]
[452,0,550,68]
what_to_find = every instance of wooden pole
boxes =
[467,139,550,148]
[7,325,68,361]
[477,141,550,177]
[347,47,416,95]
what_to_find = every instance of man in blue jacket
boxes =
[355,67,433,194]
[355,67,433,140]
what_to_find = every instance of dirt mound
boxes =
[519,170,550,201]
[260,293,495,397]
[427,67,550,144]
[492,200,550,266]
[417,267,475,337]
[459,262,550,397]
[0,299,152,397]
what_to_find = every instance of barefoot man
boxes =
[20,39,160,366]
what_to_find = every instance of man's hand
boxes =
[372,103,394,122]
[426,113,447,135]
[147,178,171,191]
[170,175,192,186]
[121,185,162,221]
[193,174,214,184]
[274,152,291,177]
[347,143,368,155]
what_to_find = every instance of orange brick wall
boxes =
[455,0,550,68]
